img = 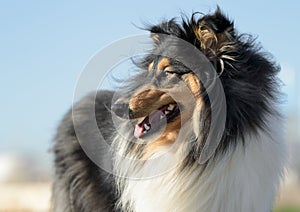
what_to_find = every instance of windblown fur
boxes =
[52,8,286,212]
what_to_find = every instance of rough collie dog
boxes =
[52,8,286,212]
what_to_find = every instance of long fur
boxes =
[52,8,286,212]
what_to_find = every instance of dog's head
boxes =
[112,8,279,162]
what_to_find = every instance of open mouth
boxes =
[134,103,180,138]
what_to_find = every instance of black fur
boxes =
[53,91,119,211]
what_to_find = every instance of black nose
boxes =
[111,102,131,119]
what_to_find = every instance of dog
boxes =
[52,8,286,212]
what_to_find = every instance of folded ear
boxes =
[194,8,235,59]
[148,19,183,44]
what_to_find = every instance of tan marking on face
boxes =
[129,87,175,119]
[182,73,201,98]
[148,61,154,71]
[148,58,172,73]
[157,58,171,71]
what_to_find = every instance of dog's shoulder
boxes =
[52,90,118,212]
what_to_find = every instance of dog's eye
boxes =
[161,71,175,78]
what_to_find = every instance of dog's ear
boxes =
[149,19,183,44]
[194,8,235,59]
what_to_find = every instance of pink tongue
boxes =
[133,106,168,139]
[134,124,144,138]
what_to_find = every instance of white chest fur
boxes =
[114,115,286,212]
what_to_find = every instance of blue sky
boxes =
[0,1,299,166]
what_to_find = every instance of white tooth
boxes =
[168,104,175,111]
[144,124,150,130]
[165,110,170,115]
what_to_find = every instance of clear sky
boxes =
[0,1,299,166]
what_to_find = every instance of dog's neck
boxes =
[113,114,285,212]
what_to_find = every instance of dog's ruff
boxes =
[52,8,286,212]
[114,115,285,212]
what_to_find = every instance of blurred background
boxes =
[0,1,299,211]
